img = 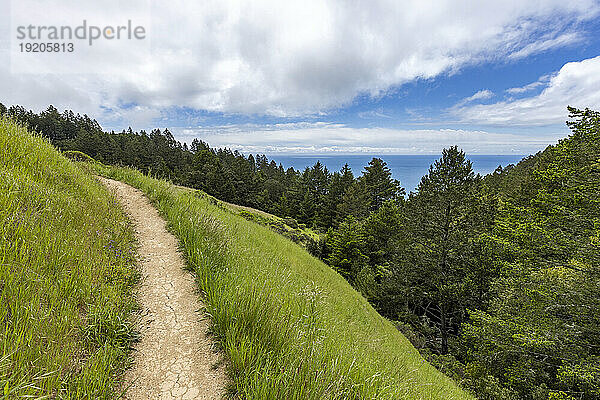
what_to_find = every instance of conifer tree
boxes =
[326,216,368,281]
[404,146,481,354]
[336,180,371,223]
[463,108,600,399]
[318,163,355,228]
[361,158,403,212]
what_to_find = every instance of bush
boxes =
[63,150,97,162]
[283,217,299,229]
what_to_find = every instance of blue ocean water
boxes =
[267,154,526,192]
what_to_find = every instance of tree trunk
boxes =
[440,305,448,354]
[439,202,451,355]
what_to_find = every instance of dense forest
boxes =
[2,102,598,400]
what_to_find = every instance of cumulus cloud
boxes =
[454,56,600,125]
[176,122,563,155]
[1,0,598,118]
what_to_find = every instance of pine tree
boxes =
[298,189,315,225]
[188,149,235,201]
[326,216,368,281]
[404,146,482,354]
[336,180,371,223]
[318,163,355,229]
[361,158,403,212]
[463,108,600,399]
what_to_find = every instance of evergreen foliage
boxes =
[462,107,600,400]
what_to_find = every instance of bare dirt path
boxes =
[100,178,226,400]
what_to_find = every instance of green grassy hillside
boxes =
[96,164,473,400]
[199,191,322,252]
[0,119,138,398]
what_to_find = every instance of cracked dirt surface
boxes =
[100,178,226,400]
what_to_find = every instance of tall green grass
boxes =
[0,119,138,398]
[97,164,473,400]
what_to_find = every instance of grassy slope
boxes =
[195,189,321,243]
[97,165,473,400]
[0,119,137,398]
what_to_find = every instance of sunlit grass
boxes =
[96,164,473,400]
[0,118,138,398]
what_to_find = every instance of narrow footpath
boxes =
[100,178,226,400]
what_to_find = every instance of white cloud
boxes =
[1,0,598,118]
[358,108,392,119]
[176,122,562,155]
[454,56,600,125]
[507,32,583,60]
[455,89,494,107]
[506,74,551,94]
[101,105,162,130]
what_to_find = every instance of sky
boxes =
[1,0,600,155]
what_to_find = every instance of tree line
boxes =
[0,103,404,231]
[2,102,598,400]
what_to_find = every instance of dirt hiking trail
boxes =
[100,178,226,400]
